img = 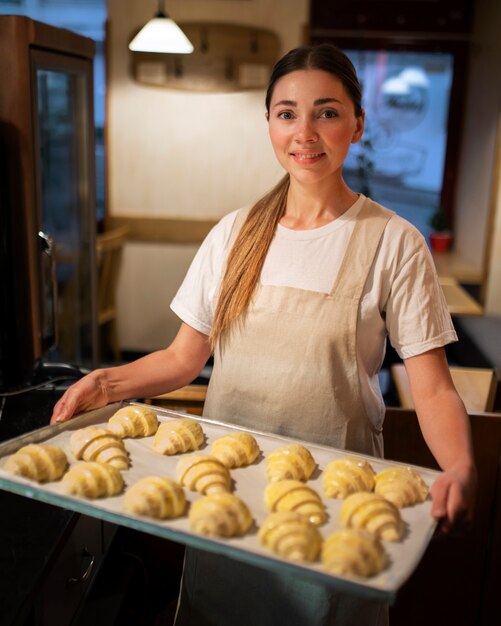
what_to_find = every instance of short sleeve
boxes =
[383,222,457,359]
[170,210,239,335]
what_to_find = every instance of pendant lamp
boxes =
[129,0,194,54]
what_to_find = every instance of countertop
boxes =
[0,388,74,626]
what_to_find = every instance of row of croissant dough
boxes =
[3,405,429,580]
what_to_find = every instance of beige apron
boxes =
[204,196,393,456]
[175,197,394,626]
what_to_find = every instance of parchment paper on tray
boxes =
[0,401,440,604]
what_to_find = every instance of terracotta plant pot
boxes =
[429,232,452,253]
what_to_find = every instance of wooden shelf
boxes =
[438,276,484,316]
[130,22,280,92]
[432,251,483,283]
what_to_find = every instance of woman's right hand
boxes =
[50,370,110,424]
[49,323,212,425]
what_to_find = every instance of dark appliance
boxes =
[0,15,98,392]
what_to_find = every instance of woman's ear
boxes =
[351,109,365,144]
[265,110,269,122]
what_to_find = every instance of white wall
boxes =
[454,0,501,295]
[484,123,501,313]
[108,0,309,351]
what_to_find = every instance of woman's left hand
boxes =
[430,463,477,535]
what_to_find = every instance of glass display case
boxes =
[0,16,98,390]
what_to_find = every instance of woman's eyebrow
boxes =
[272,97,343,108]
[273,99,296,108]
[314,97,342,105]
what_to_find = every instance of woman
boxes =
[51,44,476,625]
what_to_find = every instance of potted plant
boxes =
[428,206,452,253]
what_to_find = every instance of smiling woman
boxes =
[52,43,476,626]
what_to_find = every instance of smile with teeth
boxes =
[292,152,324,160]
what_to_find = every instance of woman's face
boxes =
[267,69,364,186]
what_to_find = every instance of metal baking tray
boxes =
[0,402,440,603]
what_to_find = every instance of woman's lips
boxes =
[290,152,325,164]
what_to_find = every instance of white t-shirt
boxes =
[171,195,457,426]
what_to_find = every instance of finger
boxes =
[446,481,464,526]
[50,398,66,424]
[435,518,452,536]
[431,476,450,521]
[51,400,71,424]
[52,390,79,424]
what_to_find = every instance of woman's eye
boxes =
[320,109,338,118]
[278,111,294,120]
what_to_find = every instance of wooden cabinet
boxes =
[309,0,474,34]
[384,407,501,626]
[32,514,116,625]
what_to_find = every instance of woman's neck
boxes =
[280,177,359,231]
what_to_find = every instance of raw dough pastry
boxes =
[4,444,68,483]
[153,418,204,455]
[340,492,403,542]
[374,465,429,507]
[258,511,322,562]
[69,426,129,470]
[211,432,259,468]
[124,476,186,519]
[322,528,387,578]
[61,461,124,499]
[189,493,252,537]
[264,479,326,526]
[265,444,316,482]
[323,457,375,499]
[176,453,231,495]
[108,405,159,438]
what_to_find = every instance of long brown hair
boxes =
[210,44,363,348]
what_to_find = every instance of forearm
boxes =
[92,346,203,403]
[51,322,211,423]
[413,388,475,474]
[404,348,477,530]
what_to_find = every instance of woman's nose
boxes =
[294,118,319,143]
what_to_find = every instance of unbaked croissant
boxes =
[153,418,204,455]
[264,479,326,526]
[124,476,186,519]
[69,426,129,470]
[4,444,68,483]
[61,461,124,499]
[322,528,387,578]
[323,457,376,499]
[374,465,429,508]
[108,405,159,438]
[211,432,260,468]
[340,492,403,542]
[176,454,231,494]
[265,444,316,482]
[189,493,252,537]
[258,511,322,562]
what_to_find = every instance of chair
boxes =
[384,406,501,626]
[391,363,497,412]
[96,226,129,363]
[145,384,208,416]
[486,366,501,411]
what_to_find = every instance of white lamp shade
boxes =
[129,17,194,54]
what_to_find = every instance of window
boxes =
[343,48,455,236]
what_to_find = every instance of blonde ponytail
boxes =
[210,175,289,348]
